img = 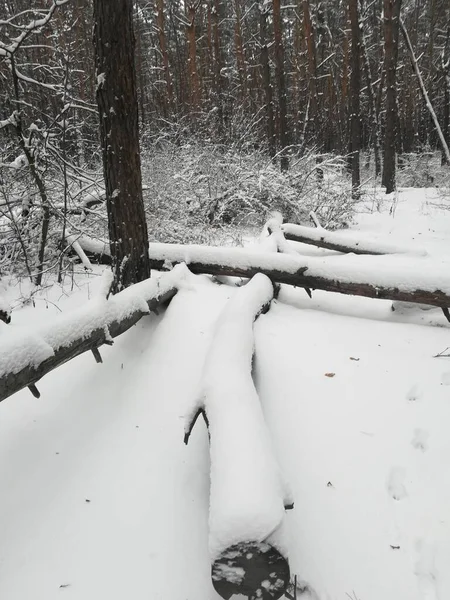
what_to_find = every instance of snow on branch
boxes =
[0,111,20,129]
[281,222,428,256]
[0,265,190,403]
[147,242,450,309]
[0,1,69,57]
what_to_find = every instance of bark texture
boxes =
[382,0,402,193]
[93,0,150,291]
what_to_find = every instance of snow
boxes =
[0,187,450,600]
[0,265,189,379]
[282,222,428,256]
[194,273,287,559]
[149,239,450,299]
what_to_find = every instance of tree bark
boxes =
[155,0,174,113]
[382,0,402,194]
[349,0,361,196]
[259,4,276,159]
[93,0,150,292]
[147,242,450,310]
[0,271,181,404]
[186,1,201,111]
[273,0,289,171]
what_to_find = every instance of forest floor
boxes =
[1,186,450,600]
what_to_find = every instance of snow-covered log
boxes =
[0,265,189,403]
[148,242,450,310]
[185,274,290,600]
[281,223,427,256]
[66,233,112,264]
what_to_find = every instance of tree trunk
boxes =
[186,1,201,111]
[349,0,361,197]
[234,0,247,104]
[259,5,276,159]
[302,0,319,145]
[273,0,289,171]
[93,0,150,292]
[156,0,174,113]
[382,0,402,194]
[399,19,450,165]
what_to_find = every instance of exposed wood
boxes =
[147,242,450,310]
[0,278,179,404]
[212,541,290,600]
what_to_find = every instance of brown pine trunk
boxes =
[156,0,174,113]
[93,0,150,291]
[212,0,224,131]
[360,2,381,176]
[234,0,247,102]
[303,0,318,144]
[273,0,289,171]
[349,0,361,196]
[382,0,402,194]
[259,5,276,159]
[186,1,201,111]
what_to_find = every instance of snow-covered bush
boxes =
[140,137,355,244]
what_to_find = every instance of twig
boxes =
[433,346,450,358]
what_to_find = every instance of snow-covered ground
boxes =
[1,187,450,600]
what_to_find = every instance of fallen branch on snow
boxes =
[147,242,450,311]
[0,265,190,403]
[281,223,427,256]
[185,273,291,600]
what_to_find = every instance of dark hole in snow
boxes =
[212,541,289,600]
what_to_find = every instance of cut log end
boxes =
[212,541,290,600]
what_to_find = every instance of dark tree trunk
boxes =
[156,0,174,114]
[349,0,361,197]
[273,0,289,171]
[382,0,402,194]
[259,5,276,159]
[93,0,150,292]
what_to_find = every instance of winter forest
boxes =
[1,1,450,599]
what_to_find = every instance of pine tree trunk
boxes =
[382,0,402,194]
[93,0,150,291]
[349,0,361,196]
[273,0,289,171]
[259,5,276,159]
[156,0,174,113]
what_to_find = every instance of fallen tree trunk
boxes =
[185,274,291,600]
[147,242,450,310]
[0,265,189,403]
[281,222,427,256]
